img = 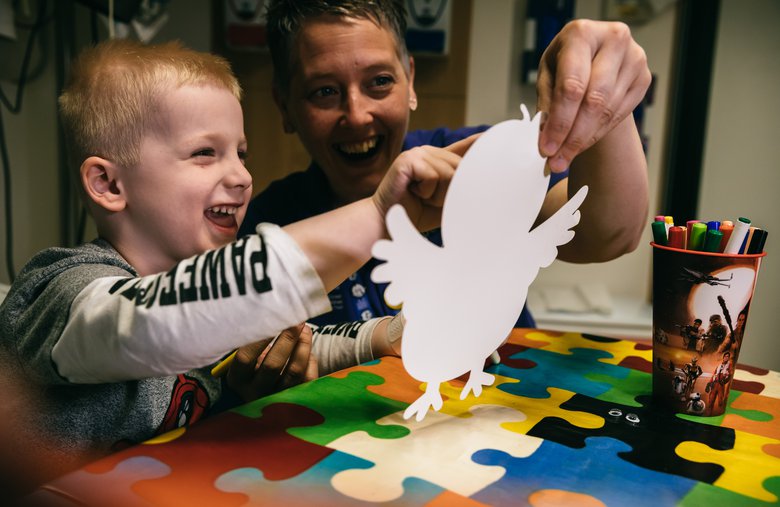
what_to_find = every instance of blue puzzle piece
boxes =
[471,436,698,507]
[491,347,630,399]
[216,450,444,506]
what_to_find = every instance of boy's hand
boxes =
[537,19,651,172]
[226,323,318,402]
[372,134,479,231]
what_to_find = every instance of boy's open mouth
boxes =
[336,136,382,161]
[205,206,238,228]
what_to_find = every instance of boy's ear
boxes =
[81,156,126,212]
[272,85,296,134]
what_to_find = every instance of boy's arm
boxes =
[309,311,404,375]
[226,311,405,402]
[283,136,476,292]
[52,226,331,383]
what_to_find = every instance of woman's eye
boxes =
[372,75,395,88]
[311,86,338,99]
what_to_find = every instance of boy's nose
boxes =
[225,159,252,189]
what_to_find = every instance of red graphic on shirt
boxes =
[158,374,209,434]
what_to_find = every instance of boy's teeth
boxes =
[209,206,236,215]
[340,137,377,154]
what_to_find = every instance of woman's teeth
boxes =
[340,137,378,154]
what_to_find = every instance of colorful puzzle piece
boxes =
[527,489,608,507]
[435,380,602,436]
[215,451,445,506]
[495,347,630,399]
[677,389,745,428]
[734,365,780,398]
[424,490,492,507]
[679,476,780,507]
[24,456,169,507]
[470,437,698,506]
[234,371,409,445]
[502,386,603,436]
[89,404,333,507]
[327,405,542,502]
[510,328,563,348]
[524,331,652,366]
[676,430,780,502]
[329,357,423,404]
[592,368,651,407]
[722,391,779,440]
[618,354,653,374]
[529,393,737,484]
[766,443,780,460]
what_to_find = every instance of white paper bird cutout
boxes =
[371,105,588,421]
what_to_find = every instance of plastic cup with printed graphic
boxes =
[651,242,766,416]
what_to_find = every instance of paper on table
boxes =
[372,105,588,421]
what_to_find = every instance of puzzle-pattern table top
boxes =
[28,329,780,506]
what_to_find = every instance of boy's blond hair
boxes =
[59,39,242,171]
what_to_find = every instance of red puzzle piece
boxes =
[89,403,332,507]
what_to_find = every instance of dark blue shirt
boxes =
[239,126,566,327]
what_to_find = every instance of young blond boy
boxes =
[0,39,465,480]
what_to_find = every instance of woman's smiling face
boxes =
[276,16,416,205]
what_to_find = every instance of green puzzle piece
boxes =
[680,473,780,506]
[233,370,409,445]
[592,368,651,407]
[679,390,772,426]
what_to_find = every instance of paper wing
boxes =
[371,204,443,309]
[528,185,589,268]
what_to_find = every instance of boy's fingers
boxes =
[410,150,459,208]
[228,338,272,383]
[258,326,298,372]
[304,354,319,382]
[278,325,314,389]
[248,325,305,395]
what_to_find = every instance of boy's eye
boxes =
[192,148,215,158]
[238,150,247,163]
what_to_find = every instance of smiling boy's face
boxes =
[114,84,252,275]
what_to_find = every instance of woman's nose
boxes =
[341,88,373,127]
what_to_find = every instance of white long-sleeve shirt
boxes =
[0,224,377,454]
